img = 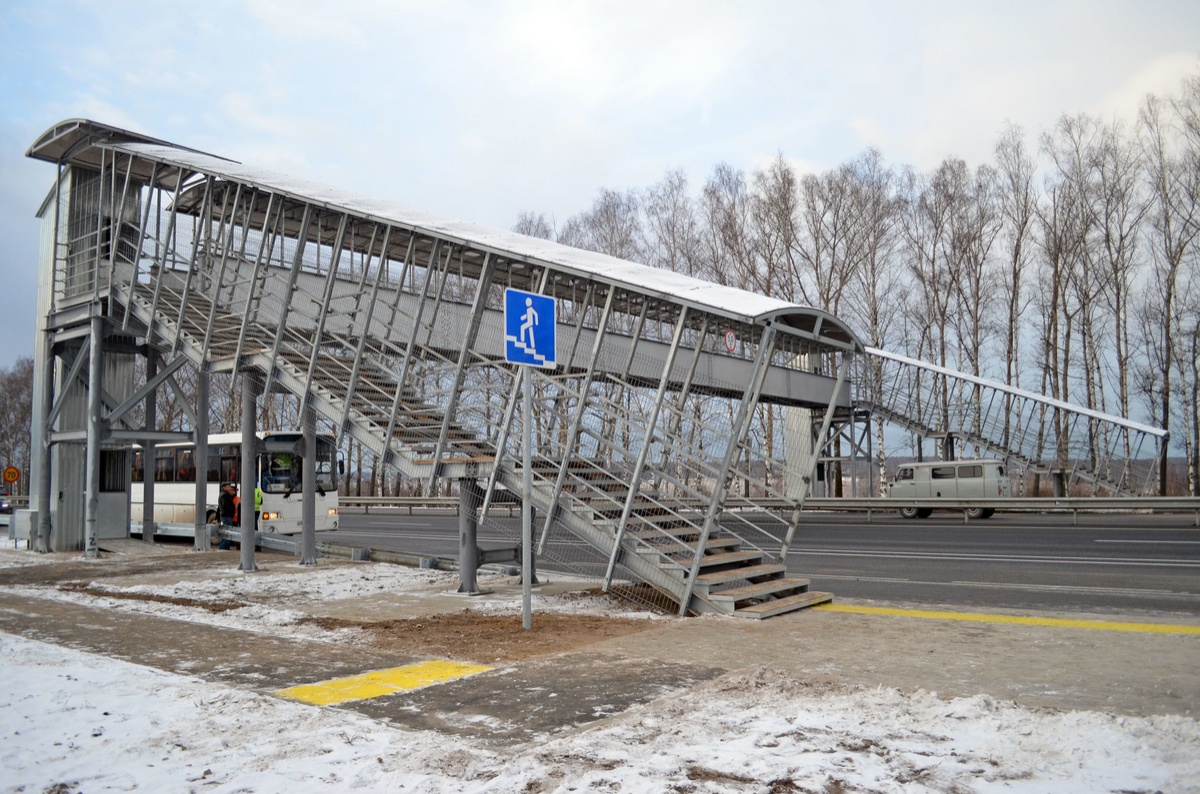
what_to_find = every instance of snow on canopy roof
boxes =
[28,119,862,351]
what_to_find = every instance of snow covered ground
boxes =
[2,546,1198,793]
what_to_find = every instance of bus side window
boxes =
[154,450,176,482]
[207,452,222,483]
[177,450,196,483]
[132,451,144,483]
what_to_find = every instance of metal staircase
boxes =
[114,249,831,616]
[20,116,859,614]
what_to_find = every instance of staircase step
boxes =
[709,577,811,603]
[636,532,737,549]
[688,536,743,553]
[629,525,702,540]
[694,563,787,586]
[687,550,764,570]
[635,535,742,558]
[732,591,833,619]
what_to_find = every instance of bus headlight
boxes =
[328,508,339,516]
[262,511,278,521]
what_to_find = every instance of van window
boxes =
[959,465,983,478]
[997,466,1006,477]
[931,466,956,479]
[895,467,914,481]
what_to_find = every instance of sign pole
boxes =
[504,287,555,631]
[521,364,533,630]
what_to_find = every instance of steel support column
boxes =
[122,163,159,331]
[338,225,393,445]
[381,240,443,467]
[261,205,315,400]
[239,372,262,572]
[36,335,54,553]
[200,183,245,354]
[142,349,157,545]
[300,404,317,565]
[84,314,104,558]
[536,285,611,552]
[193,369,210,551]
[173,175,214,351]
[146,170,185,326]
[456,479,484,595]
[676,325,778,615]
[428,252,495,490]
[603,307,690,590]
[298,213,349,420]
[781,353,851,562]
[231,193,284,366]
[651,316,710,495]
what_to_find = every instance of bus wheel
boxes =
[916,508,933,519]
[965,507,985,520]
[899,506,920,519]
[206,511,219,525]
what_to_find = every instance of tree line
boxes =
[512,72,1200,496]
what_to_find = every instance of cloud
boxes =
[1091,51,1200,121]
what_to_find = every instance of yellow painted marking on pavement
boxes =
[275,660,493,706]
[813,603,1200,635]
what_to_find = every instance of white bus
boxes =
[130,431,340,535]
[886,459,1011,519]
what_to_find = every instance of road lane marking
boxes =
[275,660,493,706]
[787,547,1200,567]
[809,573,1196,600]
[1093,539,1200,544]
[813,604,1200,635]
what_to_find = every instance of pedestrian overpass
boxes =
[23,119,1168,618]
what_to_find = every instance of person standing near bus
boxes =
[254,483,264,532]
[218,483,237,527]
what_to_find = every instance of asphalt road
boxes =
[318,509,1200,618]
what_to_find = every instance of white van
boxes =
[887,459,1011,519]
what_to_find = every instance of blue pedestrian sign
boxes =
[504,288,556,367]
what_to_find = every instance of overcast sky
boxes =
[1,0,1198,370]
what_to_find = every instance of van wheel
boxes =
[980,508,995,519]
[899,506,920,519]
[965,507,985,520]
[916,508,933,519]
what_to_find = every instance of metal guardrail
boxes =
[337,494,1200,526]
[338,496,519,516]
[210,527,523,574]
[801,497,1200,526]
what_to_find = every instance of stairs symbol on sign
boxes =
[504,289,556,368]
[504,334,549,365]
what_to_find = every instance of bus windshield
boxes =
[258,433,337,494]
